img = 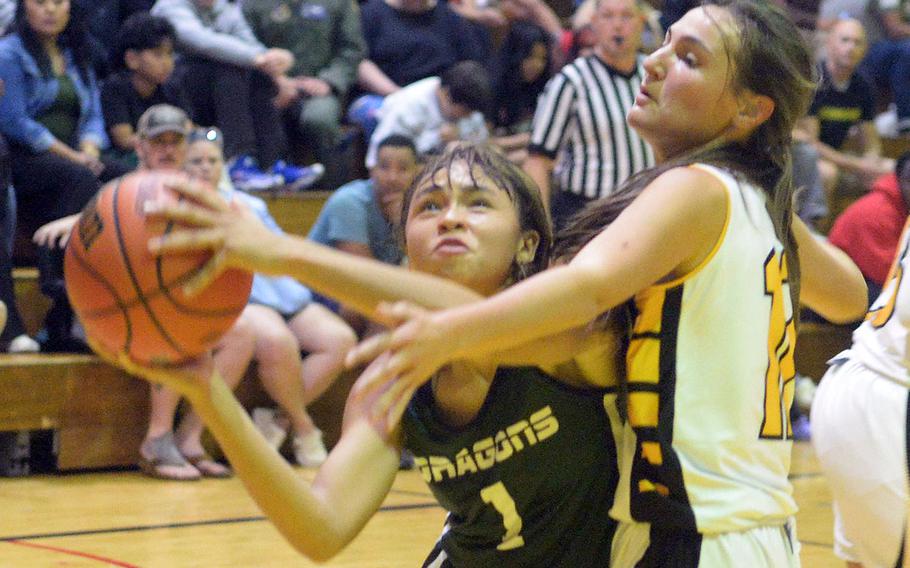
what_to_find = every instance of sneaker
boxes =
[8,334,40,353]
[229,155,284,193]
[292,429,328,467]
[251,407,288,450]
[271,161,324,191]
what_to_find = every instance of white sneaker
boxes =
[292,429,328,467]
[8,334,40,353]
[251,408,288,450]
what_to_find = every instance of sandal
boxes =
[184,453,233,479]
[139,433,201,481]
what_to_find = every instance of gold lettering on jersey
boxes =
[494,431,515,460]
[455,448,479,476]
[506,420,537,447]
[473,437,497,470]
[429,455,457,482]
[414,406,560,483]
[530,407,558,441]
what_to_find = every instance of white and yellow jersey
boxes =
[847,218,910,388]
[609,164,798,535]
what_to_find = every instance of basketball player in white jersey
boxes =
[811,155,910,568]
[341,1,868,565]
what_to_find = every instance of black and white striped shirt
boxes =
[528,54,654,200]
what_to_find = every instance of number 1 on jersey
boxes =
[480,481,525,550]
[759,250,796,439]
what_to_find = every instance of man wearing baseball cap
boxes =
[135,104,191,171]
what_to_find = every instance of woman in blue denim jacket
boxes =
[0,0,129,351]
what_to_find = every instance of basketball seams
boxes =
[66,229,134,350]
[155,210,249,316]
[111,177,189,359]
[79,269,247,318]
[66,171,252,364]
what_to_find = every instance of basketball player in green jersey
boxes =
[98,143,622,566]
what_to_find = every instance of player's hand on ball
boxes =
[145,178,281,296]
[86,335,215,399]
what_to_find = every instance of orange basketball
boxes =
[64,171,253,365]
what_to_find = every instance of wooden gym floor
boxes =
[0,441,838,567]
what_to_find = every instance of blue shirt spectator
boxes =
[231,190,316,316]
[308,179,403,265]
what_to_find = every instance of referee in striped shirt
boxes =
[525,0,654,228]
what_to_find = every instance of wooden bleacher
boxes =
[0,191,334,472]
[0,186,868,472]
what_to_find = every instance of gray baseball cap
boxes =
[137,104,190,138]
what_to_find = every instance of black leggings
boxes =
[9,144,130,232]
[8,145,130,348]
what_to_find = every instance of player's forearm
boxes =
[794,217,867,322]
[440,263,607,363]
[186,374,356,560]
[268,233,483,317]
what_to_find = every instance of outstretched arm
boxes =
[356,168,727,396]
[100,347,401,562]
[793,217,867,322]
[146,180,481,320]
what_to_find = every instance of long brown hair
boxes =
[554,0,815,316]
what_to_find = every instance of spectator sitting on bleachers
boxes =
[791,141,830,231]
[828,152,910,303]
[29,104,256,479]
[308,134,418,331]
[793,17,893,201]
[132,106,255,480]
[346,0,490,139]
[0,0,132,352]
[151,0,323,192]
[497,0,566,67]
[817,0,867,30]
[365,61,492,169]
[858,0,910,135]
[185,126,357,467]
[488,21,552,164]
[77,0,156,66]
[100,13,190,169]
[0,125,37,354]
[447,0,566,68]
[242,0,365,189]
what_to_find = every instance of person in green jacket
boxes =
[242,0,365,187]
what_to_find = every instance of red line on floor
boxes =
[7,539,142,567]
